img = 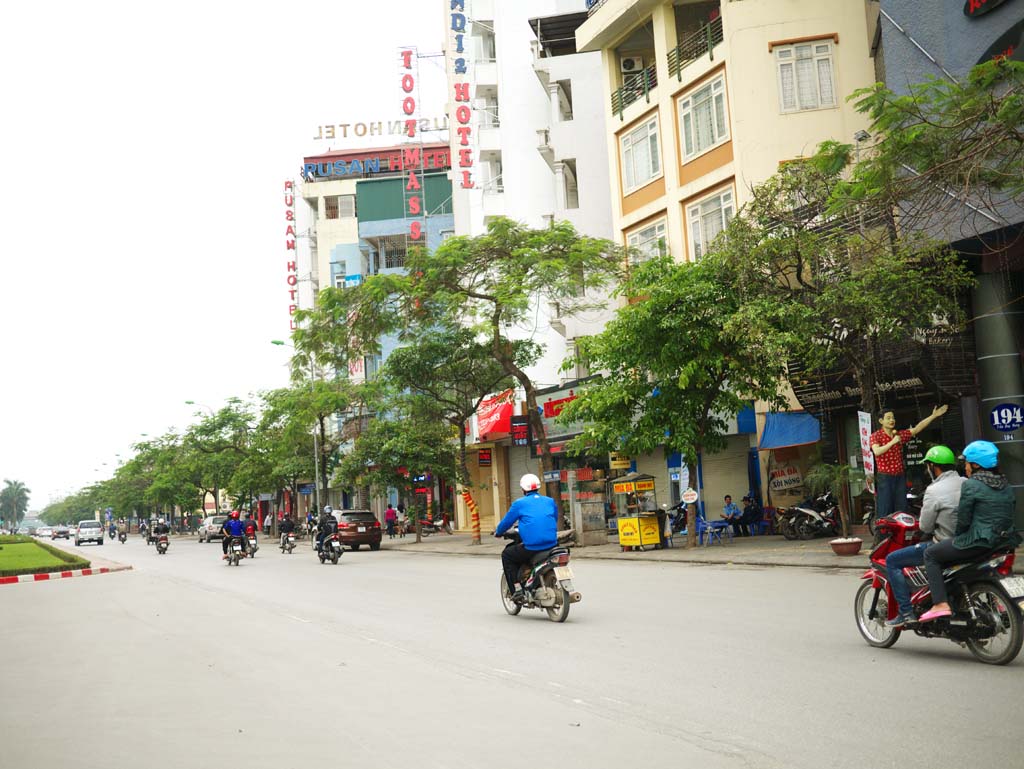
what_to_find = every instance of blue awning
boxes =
[759,412,821,450]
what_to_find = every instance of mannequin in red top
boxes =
[869,404,948,518]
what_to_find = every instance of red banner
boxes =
[477,390,513,439]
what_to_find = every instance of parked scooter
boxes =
[791,491,841,540]
[854,512,1024,665]
[317,533,343,564]
[226,536,244,566]
[499,530,581,623]
[155,534,169,555]
[419,516,453,537]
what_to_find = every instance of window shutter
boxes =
[647,121,660,175]
[795,56,816,109]
[817,57,835,106]
[779,61,796,110]
[339,195,356,218]
[714,91,726,138]
[683,109,694,157]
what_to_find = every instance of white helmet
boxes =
[158,518,165,524]
[323,505,333,514]
[520,473,541,492]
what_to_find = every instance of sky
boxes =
[0,1,448,509]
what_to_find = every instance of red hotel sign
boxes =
[284,180,297,330]
[449,1,475,189]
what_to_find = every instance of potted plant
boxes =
[803,462,863,556]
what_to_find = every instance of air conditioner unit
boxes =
[620,56,644,73]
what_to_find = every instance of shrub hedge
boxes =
[0,538,90,577]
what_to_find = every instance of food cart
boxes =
[610,473,662,551]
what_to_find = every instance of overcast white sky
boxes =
[0,1,447,509]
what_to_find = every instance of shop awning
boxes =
[759,412,821,450]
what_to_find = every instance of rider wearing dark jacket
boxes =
[279,516,295,547]
[921,441,1019,622]
[316,508,338,551]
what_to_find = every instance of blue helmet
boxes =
[961,440,999,469]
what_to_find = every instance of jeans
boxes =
[885,542,929,614]
[924,539,991,605]
[875,472,906,518]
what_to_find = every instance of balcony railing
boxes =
[611,62,658,119]
[667,15,723,80]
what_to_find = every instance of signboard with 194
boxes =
[990,403,1024,434]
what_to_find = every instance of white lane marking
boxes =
[286,614,311,623]
[572,698,585,704]
[548,681,565,688]
[492,668,523,677]
[601,696,627,706]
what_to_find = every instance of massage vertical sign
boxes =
[284,180,298,330]
[399,48,425,244]
[449,1,475,189]
[858,410,875,494]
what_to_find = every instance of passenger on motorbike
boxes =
[883,444,963,627]
[153,518,170,536]
[244,513,258,546]
[116,518,128,536]
[494,474,558,603]
[316,506,338,552]
[920,441,1019,622]
[279,515,295,547]
[221,511,248,559]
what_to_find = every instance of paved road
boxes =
[1,534,1020,769]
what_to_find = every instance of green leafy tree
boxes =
[561,254,791,547]
[1,480,31,531]
[718,143,975,416]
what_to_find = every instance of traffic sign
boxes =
[989,403,1024,433]
[681,488,699,504]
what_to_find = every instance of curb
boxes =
[0,564,133,586]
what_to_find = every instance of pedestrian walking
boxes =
[385,504,397,539]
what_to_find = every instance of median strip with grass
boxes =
[0,536,90,577]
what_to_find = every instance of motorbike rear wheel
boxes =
[780,517,799,541]
[795,517,817,541]
[499,574,521,616]
[543,572,570,623]
[854,581,900,648]
[331,551,339,564]
[965,582,1024,665]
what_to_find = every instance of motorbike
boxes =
[854,512,1024,665]
[108,525,116,540]
[790,491,841,540]
[246,534,259,558]
[118,530,127,544]
[280,532,296,554]
[867,492,922,545]
[499,531,581,623]
[155,534,169,555]
[775,507,801,540]
[226,536,244,566]
[317,532,343,564]
[418,517,453,537]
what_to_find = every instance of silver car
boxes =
[198,515,228,543]
[75,520,104,546]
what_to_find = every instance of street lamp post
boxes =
[272,340,322,518]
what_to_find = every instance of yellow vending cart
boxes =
[610,473,661,551]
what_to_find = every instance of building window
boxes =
[440,229,455,242]
[324,197,338,220]
[556,80,573,121]
[626,218,668,264]
[678,75,729,161]
[563,159,580,210]
[620,116,661,193]
[776,41,836,113]
[686,188,733,259]
[339,195,356,218]
[382,242,406,270]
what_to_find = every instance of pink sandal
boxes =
[919,607,951,622]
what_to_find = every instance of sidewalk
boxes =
[379,531,871,570]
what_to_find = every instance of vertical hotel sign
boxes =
[399,48,425,245]
[284,180,298,330]
[448,1,475,190]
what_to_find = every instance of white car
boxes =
[75,520,104,546]
[36,526,53,538]
[198,515,228,543]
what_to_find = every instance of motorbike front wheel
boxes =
[499,574,521,616]
[854,581,900,648]
[965,582,1024,665]
[331,551,339,564]
[543,572,570,623]
[795,518,817,541]
[780,518,799,541]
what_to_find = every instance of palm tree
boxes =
[1,480,31,532]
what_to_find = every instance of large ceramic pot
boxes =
[830,537,863,556]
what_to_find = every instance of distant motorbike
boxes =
[155,534,169,555]
[226,536,244,566]
[280,532,296,554]
[317,533,343,564]
[855,512,1024,665]
[246,535,259,558]
[108,525,116,540]
[499,531,580,623]
[118,531,127,544]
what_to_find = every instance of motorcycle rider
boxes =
[244,513,258,548]
[494,474,558,603]
[221,510,248,559]
[154,518,170,536]
[316,505,338,553]
[884,444,964,627]
[920,441,1019,622]
[279,515,296,548]
[116,517,128,537]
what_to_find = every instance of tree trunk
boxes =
[686,457,700,549]
[318,416,330,508]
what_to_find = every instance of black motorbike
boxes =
[791,491,841,540]
[155,534,169,555]
[226,536,244,566]
[118,530,127,544]
[317,532,343,564]
[499,531,580,623]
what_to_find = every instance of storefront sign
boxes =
[612,481,635,494]
[447,1,475,189]
[510,416,530,446]
[977,19,1024,63]
[478,448,492,467]
[476,390,514,440]
[990,402,1024,432]
[312,117,449,141]
[302,148,452,180]
[284,180,298,330]
[769,464,803,492]
[858,410,875,495]
[543,470,561,483]
[635,479,655,492]
[399,48,426,244]
[535,384,586,442]
[681,488,699,504]
[609,452,631,470]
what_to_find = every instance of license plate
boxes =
[554,566,573,580]
[233,545,241,551]
[358,526,366,532]
[332,541,340,548]
[1001,576,1024,598]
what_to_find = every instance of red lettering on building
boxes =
[403,147,421,169]
[408,196,422,215]
[461,170,474,189]
[456,126,472,145]
[458,148,472,168]
[403,96,416,115]
[402,74,414,93]
[453,82,469,101]
[406,172,421,191]
[410,220,423,240]
[455,105,471,124]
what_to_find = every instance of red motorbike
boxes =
[854,512,1024,665]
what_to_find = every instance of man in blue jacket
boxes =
[495,473,558,601]
[221,511,248,559]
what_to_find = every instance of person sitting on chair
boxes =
[722,495,743,536]
[740,495,762,537]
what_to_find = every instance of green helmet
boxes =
[921,444,956,465]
